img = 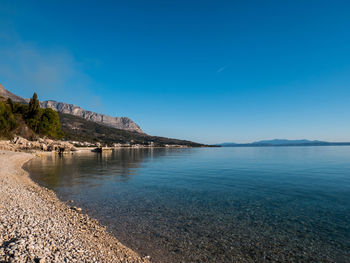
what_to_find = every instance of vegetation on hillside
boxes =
[0,91,203,147]
[59,112,204,147]
[0,93,63,139]
[0,98,18,138]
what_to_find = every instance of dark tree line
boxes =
[0,93,63,139]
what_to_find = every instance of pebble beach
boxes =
[0,150,151,263]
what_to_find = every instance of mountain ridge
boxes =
[0,84,205,146]
[59,112,204,147]
[0,84,143,133]
[40,100,143,133]
[251,139,325,145]
[0,84,27,104]
[220,139,350,147]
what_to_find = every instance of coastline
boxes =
[0,150,151,263]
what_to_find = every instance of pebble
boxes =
[0,151,151,263]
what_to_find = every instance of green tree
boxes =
[0,100,18,138]
[0,92,65,139]
[38,108,63,139]
[26,92,42,132]
[12,102,28,115]
[28,92,40,113]
[6,98,14,112]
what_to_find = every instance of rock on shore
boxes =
[0,137,77,153]
[0,151,151,263]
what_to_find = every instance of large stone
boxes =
[40,144,47,151]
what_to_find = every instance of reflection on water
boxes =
[25,147,350,262]
[26,148,176,188]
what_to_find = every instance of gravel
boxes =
[0,150,151,263]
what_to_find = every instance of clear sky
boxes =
[0,0,349,144]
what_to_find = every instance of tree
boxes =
[0,92,65,139]
[26,92,42,132]
[38,108,63,139]
[28,92,40,114]
[0,100,18,138]
[6,98,13,112]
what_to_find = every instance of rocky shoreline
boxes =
[0,137,77,153]
[0,150,151,263]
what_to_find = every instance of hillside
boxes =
[0,83,143,133]
[59,113,203,147]
[0,85,203,146]
[0,84,27,104]
[41,100,143,133]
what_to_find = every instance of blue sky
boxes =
[0,0,349,144]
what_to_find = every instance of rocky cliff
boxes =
[40,100,144,133]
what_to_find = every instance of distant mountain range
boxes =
[220,139,350,147]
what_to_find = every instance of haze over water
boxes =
[26,147,350,262]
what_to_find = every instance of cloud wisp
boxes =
[216,65,229,73]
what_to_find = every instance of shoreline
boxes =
[0,150,151,263]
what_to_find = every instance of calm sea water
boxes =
[25,147,350,262]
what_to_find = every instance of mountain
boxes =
[40,100,143,133]
[251,139,326,145]
[0,84,27,104]
[59,112,203,147]
[220,142,237,147]
[0,84,143,133]
[220,139,350,147]
[0,84,204,146]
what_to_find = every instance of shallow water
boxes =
[25,147,350,262]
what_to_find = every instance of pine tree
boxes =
[26,92,42,132]
[28,92,40,113]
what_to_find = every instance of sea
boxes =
[24,146,350,262]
